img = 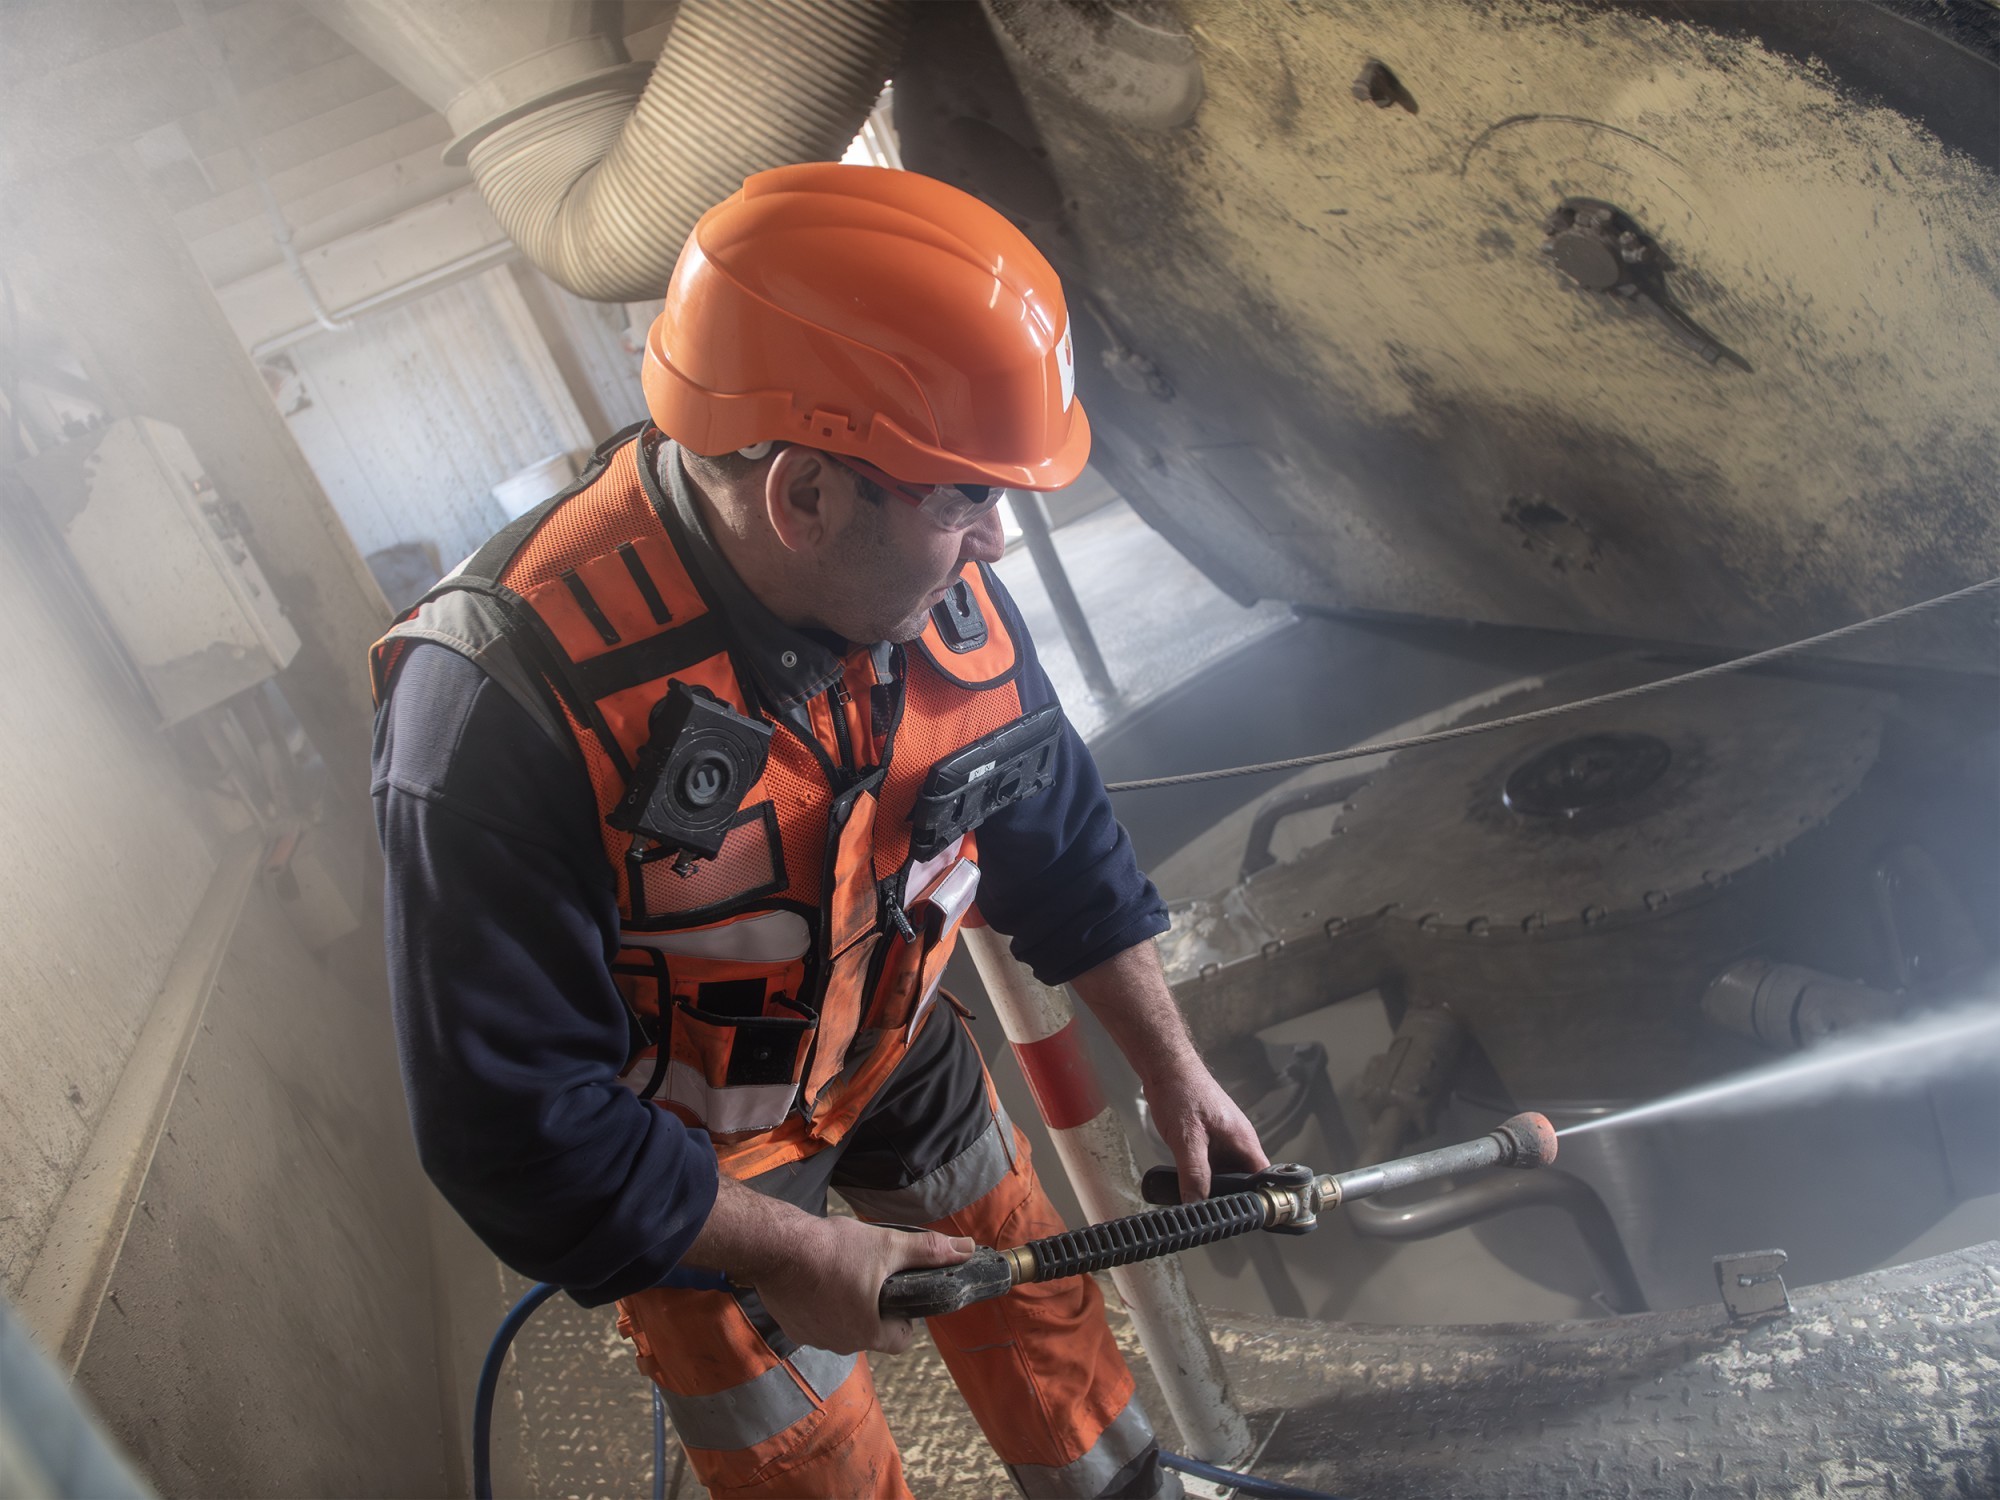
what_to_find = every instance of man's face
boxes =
[811,473,1007,645]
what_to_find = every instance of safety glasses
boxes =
[824,451,1008,532]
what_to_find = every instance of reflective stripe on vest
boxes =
[371,430,1032,1168]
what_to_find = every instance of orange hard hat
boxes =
[642,163,1090,492]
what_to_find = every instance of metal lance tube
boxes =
[960,924,1252,1466]
[1319,1114,1558,1206]
[882,1113,1561,1314]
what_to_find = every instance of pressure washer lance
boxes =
[879,1112,1558,1319]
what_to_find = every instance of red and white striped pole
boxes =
[961,923,1252,1467]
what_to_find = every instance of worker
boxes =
[370,163,1264,1499]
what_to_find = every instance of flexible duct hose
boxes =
[467,0,908,302]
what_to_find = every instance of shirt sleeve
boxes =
[371,643,718,1306]
[968,570,1171,985]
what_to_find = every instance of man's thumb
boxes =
[899,1230,977,1269]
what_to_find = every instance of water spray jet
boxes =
[1559,989,2000,1140]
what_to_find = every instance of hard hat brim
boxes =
[643,345,1093,493]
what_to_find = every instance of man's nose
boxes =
[959,507,1006,566]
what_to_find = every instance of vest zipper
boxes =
[883,888,918,944]
[827,681,857,771]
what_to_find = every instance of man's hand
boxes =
[1136,1051,1268,1201]
[682,1175,973,1354]
[757,1217,973,1355]
[1068,937,1269,1200]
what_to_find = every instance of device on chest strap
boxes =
[609,682,773,860]
[908,705,1063,859]
[933,577,988,653]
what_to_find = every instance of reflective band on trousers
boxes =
[1005,1395,1176,1499]
[659,1345,859,1452]
[658,1060,797,1135]
[834,1104,1016,1224]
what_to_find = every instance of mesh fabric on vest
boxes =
[636,812,781,918]
[758,734,830,908]
[500,441,657,595]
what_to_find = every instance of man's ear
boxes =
[765,447,849,554]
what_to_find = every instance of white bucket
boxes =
[491,451,579,520]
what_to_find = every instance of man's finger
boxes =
[1179,1135,1212,1200]
[888,1229,976,1271]
[878,1317,914,1356]
[1218,1113,1270,1170]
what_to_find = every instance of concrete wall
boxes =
[515,270,654,443]
[7,155,392,796]
[0,463,450,1493]
[2,135,456,1500]
[0,502,218,1299]
[282,266,595,575]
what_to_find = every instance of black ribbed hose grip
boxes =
[1025,1192,1271,1282]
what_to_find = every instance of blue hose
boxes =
[473,1270,725,1500]
[650,1386,668,1500]
[471,1281,559,1500]
[1161,1448,1347,1498]
[473,1278,1347,1500]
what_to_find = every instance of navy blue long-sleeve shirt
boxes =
[372,563,1165,1305]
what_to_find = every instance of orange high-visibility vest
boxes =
[371,427,1032,1177]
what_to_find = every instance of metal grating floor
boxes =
[487,1270,1168,1500]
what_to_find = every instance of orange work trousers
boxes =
[616,1006,1177,1498]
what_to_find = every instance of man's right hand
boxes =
[758,1216,973,1355]
[682,1173,974,1355]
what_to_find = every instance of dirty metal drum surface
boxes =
[1161,658,1894,1099]
[1291,658,1887,939]
[911,1,2000,668]
[1214,1243,2000,1500]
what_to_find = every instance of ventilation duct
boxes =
[308,0,908,302]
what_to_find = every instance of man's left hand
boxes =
[1139,1052,1268,1201]
[1065,937,1269,1200]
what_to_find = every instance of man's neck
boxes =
[673,451,817,633]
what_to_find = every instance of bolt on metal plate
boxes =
[1713,1248,1790,1323]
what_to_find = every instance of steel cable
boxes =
[1104,576,2000,793]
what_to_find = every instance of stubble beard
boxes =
[831,515,950,646]
[883,602,936,644]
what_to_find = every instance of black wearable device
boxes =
[908,705,1064,860]
[609,683,774,860]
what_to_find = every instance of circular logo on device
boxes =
[680,753,733,810]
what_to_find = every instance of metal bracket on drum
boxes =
[1714,1248,1790,1323]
